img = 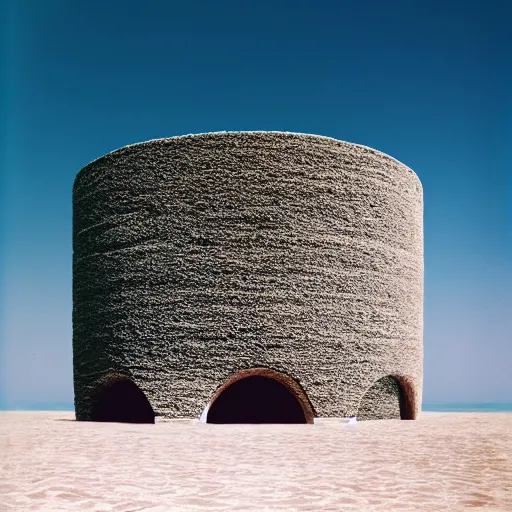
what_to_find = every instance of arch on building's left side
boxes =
[203,368,316,424]
[90,372,155,424]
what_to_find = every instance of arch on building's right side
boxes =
[357,375,415,421]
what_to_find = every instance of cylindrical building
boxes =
[72,132,423,423]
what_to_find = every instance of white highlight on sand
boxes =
[200,411,359,425]
[199,405,209,423]
[199,414,359,425]
[314,417,358,424]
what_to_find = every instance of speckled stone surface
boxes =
[357,376,403,420]
[72,131,423,421]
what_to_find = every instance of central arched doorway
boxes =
[206,368,314,424]
[90,373,155,424]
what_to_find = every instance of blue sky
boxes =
[1,0,511,409]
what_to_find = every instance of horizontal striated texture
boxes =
[72,131,424,420]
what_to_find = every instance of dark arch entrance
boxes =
[91,373,155,424]
[357,375,414,421]
[206,370,313,424]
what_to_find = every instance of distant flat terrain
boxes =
[1,411,511,511]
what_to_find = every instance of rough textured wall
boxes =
[72,131,423,420]
[357,376,402,421]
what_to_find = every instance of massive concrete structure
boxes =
[73,131,423,423]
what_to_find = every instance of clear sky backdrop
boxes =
[1,0,511,409]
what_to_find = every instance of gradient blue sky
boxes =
[1,0,511,409]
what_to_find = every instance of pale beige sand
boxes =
[1,411,511,511]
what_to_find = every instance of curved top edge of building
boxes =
[74,130,423,192]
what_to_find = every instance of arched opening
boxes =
[90,373,155,424]
[357,375,414,421]
[206,368,315,424]
[207,376,305,424]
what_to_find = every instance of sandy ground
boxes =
[1,411,511,511]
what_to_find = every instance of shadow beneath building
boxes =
[206,375,307,424]
[90,374,155,424]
